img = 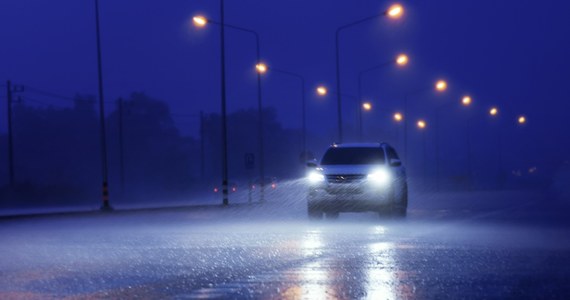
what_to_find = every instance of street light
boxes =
[259,65,308,161]
[357,53,409,141]
[403,79,448,161]
[387,4,404,18]
[255,63,267,74]
[518,115,526,124]
[434,95,474,191]
[396,54,409,66]
[394,112,403,122]
[316,86,328,96]
[192,16,207,27]
[417,119,427,129]
[435,80,448,92]
[362,102,372,111]
[489,106,499,116]
[334,3,405,142]
[417,119,427,187]
[192,14,266,203]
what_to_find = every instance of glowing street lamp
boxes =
[357,53,408,141]
[394,112,403,122]
[435,80,447,92]
[191,14,265,204]
[518,115,526,124]
[387,4,404,19]
[461,96,472,106]
[316,86,328,96]
[417,120,427,129]
[362,102,372,111]
[396,54,409,66]
[192,16,207,27]
[334,3,405,142]
[416,118,428,186]
[489,107,499,116]
[255,63,267,74]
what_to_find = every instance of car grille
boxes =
[326,174,366,184]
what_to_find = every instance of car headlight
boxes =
[307,171,325,183]
[367,169,391,185]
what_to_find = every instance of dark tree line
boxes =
[0,93,306,208]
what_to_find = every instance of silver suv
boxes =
[306,143,408,219]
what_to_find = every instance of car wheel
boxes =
[392,182,408,218]
[307,198,323,220]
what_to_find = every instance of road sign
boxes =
[245,153,255,170]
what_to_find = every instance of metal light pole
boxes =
[357,62,390,141]
[94,0,112,210]
[403,80,448,162]
[117,98,125,195]
[357,55,408,141]
[334,4,404,143]
[193,15,265,202]
[434,96,471,191]
[264,67,306,157]
[5,81,15,187]
[219,0,229,205]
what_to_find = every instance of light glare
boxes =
[518,115,526,124]
[316,86,327,96]
[462,96,472,106]
[435,80,447,92]
[489,107,498,116]
[393,112,403,122]
[308,171,325,183]
[255,63,267,74]
[368,169,391,185]
[192,16,207,27]
[387,4,404,18]
[362,102,372,111]
[396,54,408,66]
[417,120,427,129]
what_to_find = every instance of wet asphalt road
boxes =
[0,189,569,299]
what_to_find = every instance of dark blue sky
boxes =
[1,0,570,161]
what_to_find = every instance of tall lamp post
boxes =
[335,4,404,143]
[193,14,266,203]
[434,95,472,191]
[403,79,447,162]
[257,65,307,158]
[315,85,373,141]
[417,119,427,187]
[94,0,112,210]
[357,53,408,141]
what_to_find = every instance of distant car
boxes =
[212,181,239,193]
[306,142,408,219]
[250,177,278,190]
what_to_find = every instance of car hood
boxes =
[319,164,387,175]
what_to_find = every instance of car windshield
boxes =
[321,147,386,165]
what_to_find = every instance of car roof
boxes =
[330,142,389,148]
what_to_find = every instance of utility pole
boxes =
[6,81,14,187]
[118,98,125,195]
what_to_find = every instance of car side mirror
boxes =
[306,159,318,168]
[389,158,402,167]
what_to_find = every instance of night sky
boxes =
[1,0,569,165]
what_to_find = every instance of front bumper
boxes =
[308,182,392,212]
